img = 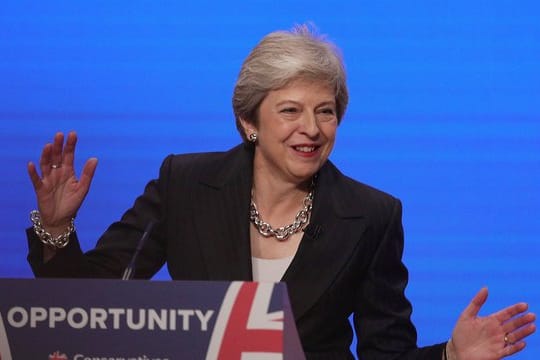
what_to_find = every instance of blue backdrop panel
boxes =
[1,1,538,358]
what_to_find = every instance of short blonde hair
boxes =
[232,24,349,141]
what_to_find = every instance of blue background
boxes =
[1,1,538,358]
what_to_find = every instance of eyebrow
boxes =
[316,101,337,108]
[275,100,336,107]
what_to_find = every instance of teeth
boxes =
[294,146,315,153]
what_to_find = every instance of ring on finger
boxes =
[51,164,61,169]
[504,333,510,346]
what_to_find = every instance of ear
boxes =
[239,117,255,138]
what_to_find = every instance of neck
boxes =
[250,174,314,241]
[252,174,311,209]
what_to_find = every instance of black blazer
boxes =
[28,144,445,359]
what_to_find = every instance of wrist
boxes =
[30,210,75,248]
[445,338,458,360]
[41,222,72,237]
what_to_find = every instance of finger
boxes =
[502,312,536,334]
[493,303,529,323]
[51,132,65,167]
[501,341,526,358]
[27,161,43,192]
[79,157,98,191]
[62,131,78,169]
[507,323,536,344]
[461,287,488,318]
[39,143,53,177]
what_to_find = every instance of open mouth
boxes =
[292,145,319,153]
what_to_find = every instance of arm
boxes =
[353,198,536,360]
[27,131,169,279]
[354,198,445,360]
[27,131,97,262]
[27,173,168,279]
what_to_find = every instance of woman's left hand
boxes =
[448,287,536,360]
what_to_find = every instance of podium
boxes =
[0,279,305,359]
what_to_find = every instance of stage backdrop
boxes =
[1,1,538,358]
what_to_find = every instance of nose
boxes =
[299,112,320,138]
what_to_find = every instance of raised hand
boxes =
[449,287,536,360]
[28,131,98,236]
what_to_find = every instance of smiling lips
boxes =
[292,144,320,157]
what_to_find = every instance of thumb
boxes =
[461,287,489,319]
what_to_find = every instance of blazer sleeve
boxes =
[27,155,173,279]
[354,198,446,359]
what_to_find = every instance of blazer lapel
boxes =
[282,161,367,320]
[192,145,254,281]
[190,147,367,320]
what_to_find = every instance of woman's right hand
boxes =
[28,131,98,236]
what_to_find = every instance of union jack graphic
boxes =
[206,282,284,360]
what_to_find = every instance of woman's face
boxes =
[244,79,338,185]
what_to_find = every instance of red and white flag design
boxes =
[206,282,284,360]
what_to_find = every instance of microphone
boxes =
[121,221,156,280]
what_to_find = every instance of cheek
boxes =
[321,122,338,141]
[275,123,302,141]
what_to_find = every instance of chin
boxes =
[290,165,323,182]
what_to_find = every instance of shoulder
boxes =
[342,169,398,207]
[156,144,252,187]
[166,148,234,170]
[161,144,249,175]
[318,161,401,220]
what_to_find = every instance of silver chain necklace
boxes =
[249,186,314,241]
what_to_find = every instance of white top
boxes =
[251,256,294,282]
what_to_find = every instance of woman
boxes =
[27,25,535,359]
